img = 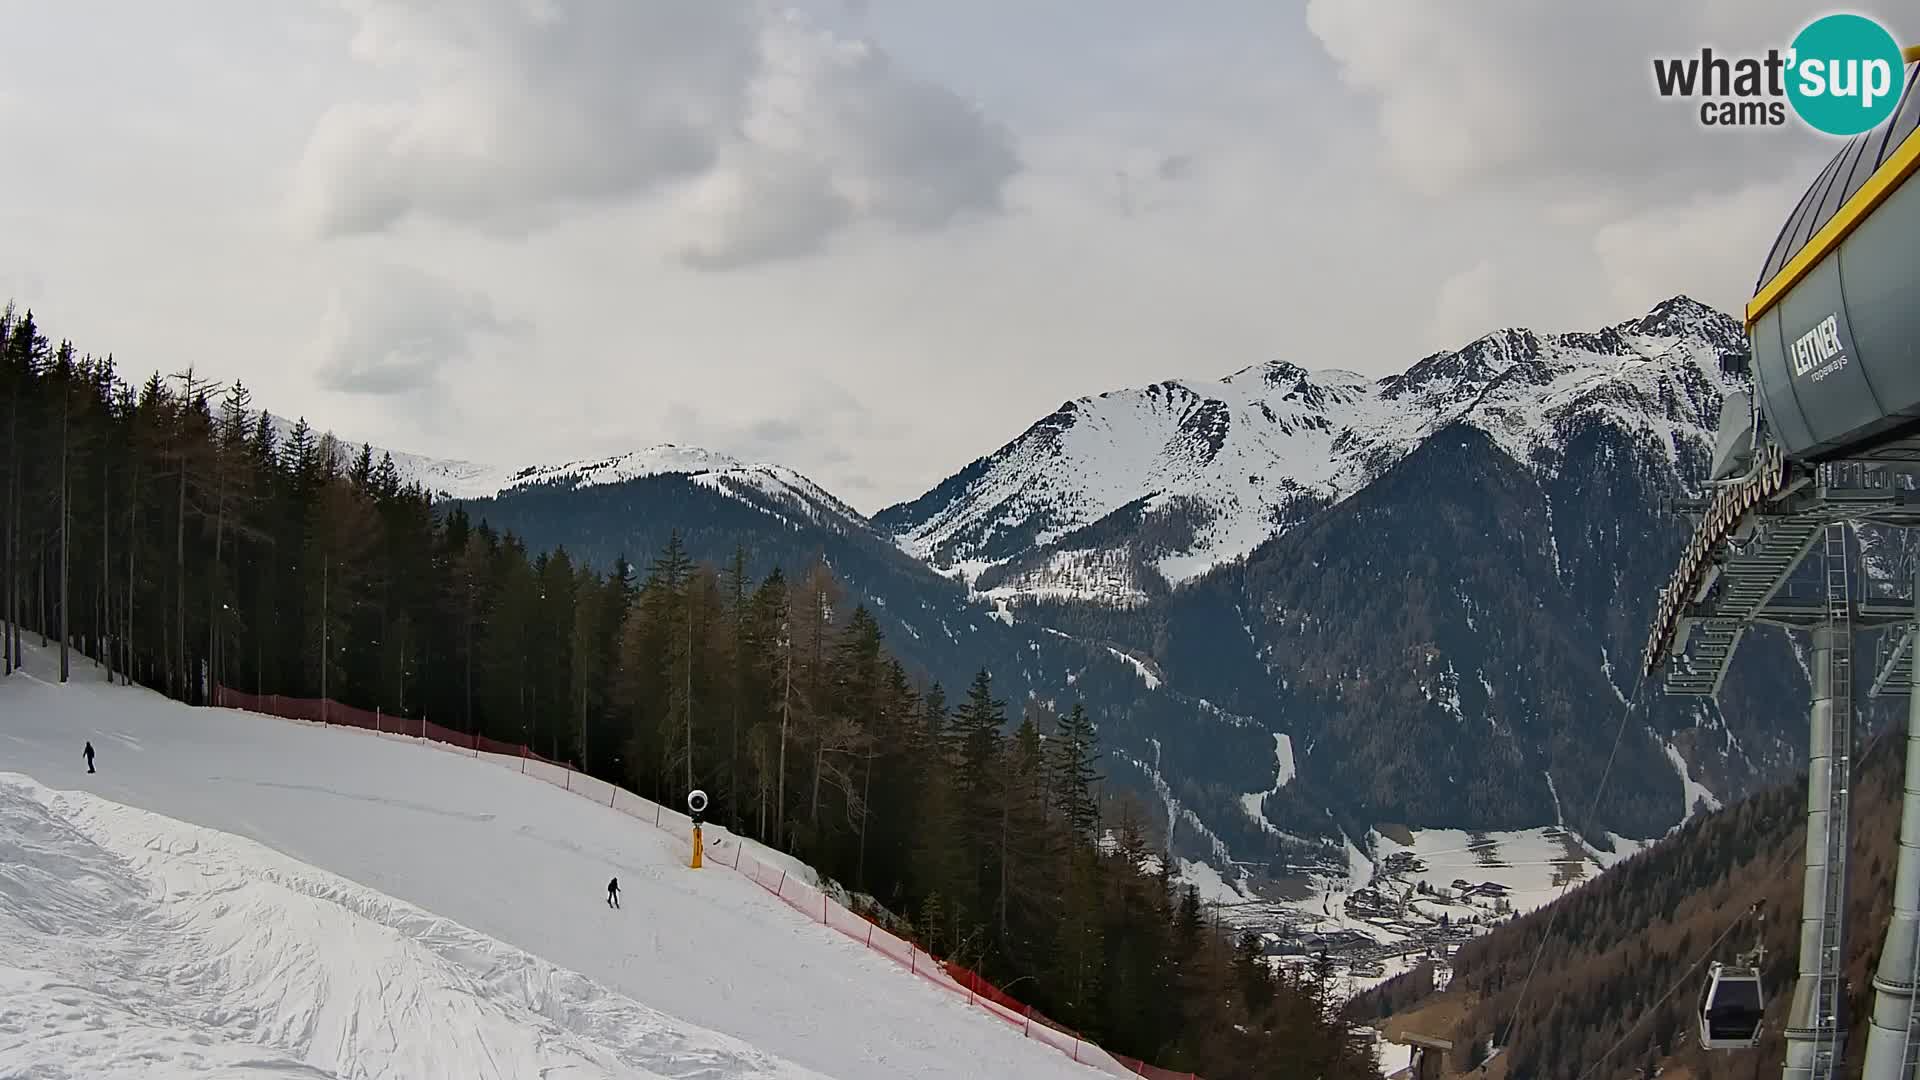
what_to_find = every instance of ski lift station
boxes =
[1643,46,1920,1080]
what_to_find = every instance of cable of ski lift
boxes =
[1494,667,1651,1057]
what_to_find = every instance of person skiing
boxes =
[83,741,95,774]
[607,877,620,909]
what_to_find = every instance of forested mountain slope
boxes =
[1357,728,1910,1080]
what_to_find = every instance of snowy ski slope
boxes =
[0,773,828,1079]
[0,638,1111,1080]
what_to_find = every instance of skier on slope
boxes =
[83,741,95,774]
[607,877,620,909]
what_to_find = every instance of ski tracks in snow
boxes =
[0,774,833,1080]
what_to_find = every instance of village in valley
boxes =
[1165,823,1622,1002]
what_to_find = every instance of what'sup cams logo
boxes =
[1653,13,1907,135]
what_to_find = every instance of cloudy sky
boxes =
[0,1,1901,509]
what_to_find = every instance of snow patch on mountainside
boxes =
[1237,734,1298,839]
[1584,832,1657,869]
[974,549,1153,607]
[1599,647,1631,706]
[1127,751,1233,869]
[1662,739,1722,824]
[1272,733,1296,788]
[1107,647,1162,690]
[1174,858,1247,907]
[1345,833,1374,893]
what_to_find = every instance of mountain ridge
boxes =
[268,413,856,518]
[871,294,1746,607]
[295,293,1734,598]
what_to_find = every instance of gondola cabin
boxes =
[1698,960,1766,1050]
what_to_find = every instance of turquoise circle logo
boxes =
[1786,14,1905,136]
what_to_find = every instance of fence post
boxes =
[866,923,874,948]
[655,805,662,827]
[777,870,786,895]
[376,707,382,734]
[733,844,742,870]
[1072,1039,1080,1063]
[521,744,527,774]
[822,894,828,924]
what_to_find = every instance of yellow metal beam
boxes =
[1747,122,1920,328]
[1906,44,1920,64]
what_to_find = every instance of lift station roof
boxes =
[1748,59,1920,462]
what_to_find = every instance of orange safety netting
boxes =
[212,685,1199,1079]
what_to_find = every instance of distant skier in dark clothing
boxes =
[607,877,620,908]
[83,741,95,774]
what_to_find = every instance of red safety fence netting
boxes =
[212,685,1198,1079]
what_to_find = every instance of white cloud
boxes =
[313,264,525,397]
[292,0,1016,267]
[1592,177,1809,318]
[660,373,905,495]
[1303,0,1856,199]
[1301,0,1881,345]
[1427,261,1501,350]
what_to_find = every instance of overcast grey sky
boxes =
[0,1,1900,510]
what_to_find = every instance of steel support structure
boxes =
[1861,557,1920,1080]
[1783,526,1854,1080]
[1647,462,1920,1080]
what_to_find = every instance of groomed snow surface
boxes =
[0,637,1113,1080]
[0,774,825,1080]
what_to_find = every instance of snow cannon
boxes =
[687,789,708,869]
[1745,57,1920,465]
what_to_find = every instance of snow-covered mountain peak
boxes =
[259,413,863,528]
[1222,359,1310,390]
[495,444,750,493]
[875,296,1746,602]
[1380,327,1544,408]
[439,445,866,527]
[1631,294,1740,341]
